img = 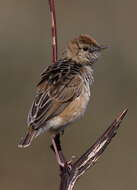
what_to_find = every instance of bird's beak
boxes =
[89,45,108,53]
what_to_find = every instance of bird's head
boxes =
[63,34,107,64]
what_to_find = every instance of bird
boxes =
[18,34,107,148]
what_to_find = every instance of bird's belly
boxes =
[47,91,90,133]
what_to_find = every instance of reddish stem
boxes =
[48,0,58,64]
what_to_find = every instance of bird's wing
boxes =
[27,61,83,129]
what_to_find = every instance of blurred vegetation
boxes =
[0,0,137,190]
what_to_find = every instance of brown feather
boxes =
[18,128,37,148]
[27,60,83,130]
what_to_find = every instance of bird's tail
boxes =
[18,128,38,148]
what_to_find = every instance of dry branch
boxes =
[58,109,128,190]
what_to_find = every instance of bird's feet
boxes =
[51,135,76,169]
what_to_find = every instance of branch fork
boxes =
[51,109,128,190]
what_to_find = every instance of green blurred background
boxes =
[0,0,136,189]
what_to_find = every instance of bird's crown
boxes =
[72,34,100,47]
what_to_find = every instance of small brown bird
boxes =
[18,34,107,148]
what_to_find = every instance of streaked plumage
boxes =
[18,34,107,148]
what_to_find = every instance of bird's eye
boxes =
[83,47,88,51]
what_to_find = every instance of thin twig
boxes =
[48,0,58,64]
